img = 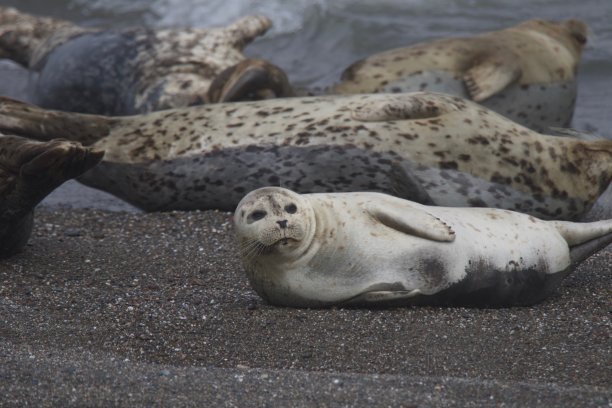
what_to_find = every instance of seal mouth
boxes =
[275,237,298,247]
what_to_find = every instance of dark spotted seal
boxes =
[0,6,276,114]
[0,133,103,258]
[0,92,610,219]
[234,187,612,308]
[333,19,588,132]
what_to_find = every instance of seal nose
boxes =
[277,220,288,229]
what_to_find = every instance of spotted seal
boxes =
[0,133,103,258]
[333,19,588,132]
[0,6,276,114]
[234,186,612,308]
[0,92,610,219]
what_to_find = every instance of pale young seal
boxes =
[0,133,104,258]
[0,92,610,219]
[234,187,612,308]
[333,19,588,132]
[0,6,277,114]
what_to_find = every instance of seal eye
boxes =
[285,204,297,214]
[572,33,587,45]
[250,210,267,221]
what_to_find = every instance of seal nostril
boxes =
[277,220,288,229]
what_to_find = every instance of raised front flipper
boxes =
[365,201,456,242]
[351,92,463,122]
[463,51,522,102]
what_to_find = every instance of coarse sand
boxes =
[1,206,610,407]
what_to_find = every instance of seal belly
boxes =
[378,70,576,132]
[78,143,588,218]
[404,261,572,307]
[344,259,572,308]
[413,166,586,220]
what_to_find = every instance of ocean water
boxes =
[2,0,612,133]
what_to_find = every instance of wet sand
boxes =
[1,206,610,406]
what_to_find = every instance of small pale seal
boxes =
[0,133,104,258]
[0,92,610,219]
[234,187,612,308]
[333,19,588,132]
[0,6,276,114]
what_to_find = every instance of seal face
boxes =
[0,92,610,220]
[333,19,588,132]
[0,6,274,115]
[0,133,103,258]
[235,187,612,308]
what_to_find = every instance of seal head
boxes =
[235,187,318,304]
[234,187,316,261]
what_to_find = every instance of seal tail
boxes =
[0,96,114,145]
[0,6,76,67]
[549,219,612,265]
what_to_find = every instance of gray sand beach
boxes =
[1,205,611,406]
[1,0,611,405]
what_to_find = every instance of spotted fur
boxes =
[234,187,612,308]
[333,19,588,132]
[0,92,609,219]
[0,6,272,115]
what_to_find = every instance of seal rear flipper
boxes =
[548,127,604,141]
[388,161,435,205]
[568,232,612,267]
[224,15,272,48]
[0,135,103,257]
[0,6,79,67]
[463,52,521,102]
[549,218,612,264]
[206,58,294,103]
[0,96,113,145]
[365,202,455,242]
[1,135,104,208]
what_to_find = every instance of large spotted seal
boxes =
[333,19,588,132]
[0,6,277,114]
[0,133,103,258]
[234,187,612,308]
[0,92,610,219]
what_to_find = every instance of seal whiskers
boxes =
[234,187,612,308]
